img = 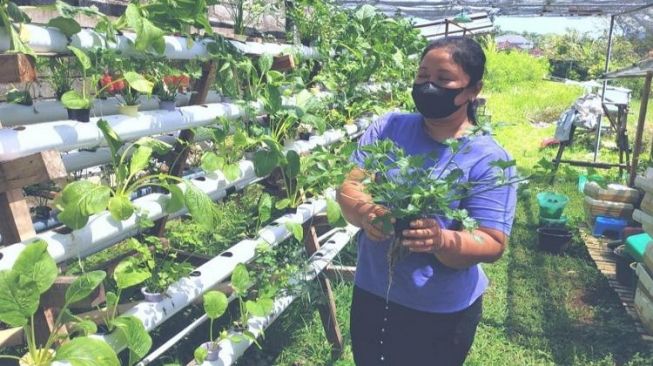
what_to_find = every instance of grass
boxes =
[231,80,653,366]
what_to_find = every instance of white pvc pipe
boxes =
[0,25,319,60]
[201,226,359,366]
[94,191,335,350]
[0,118,369,270]
[0,92,222,127]
[0,91,333,162]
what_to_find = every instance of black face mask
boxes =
[411,82,466,119]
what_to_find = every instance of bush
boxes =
[484,43,549,92]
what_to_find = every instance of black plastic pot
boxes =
[536,227,572,253]
[67,108,91,122]
[298,131,311,141]
[614,245,637,287]
[394,217,418,238]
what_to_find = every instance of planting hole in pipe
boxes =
[189,271,201,277]
[12,126,26,131]
[314,252,324,258]
[194,176,207,182]
[54,226,73,234]
[0,253,3,260]
[220,251,233,257]
[326,239,336,245]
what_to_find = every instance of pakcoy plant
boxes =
[193,290,231,363]
[154,73,190,110]
[230,263,273,339]
[0,241,120,366]
[0,0,34,56]
[200,117,256,181]
[55,119,219,231]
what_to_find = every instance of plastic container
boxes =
[614,245,636,287]
[537,192,569,219]
[536,227,572,253]
[625,232,652,262]
[583,181,639,204]
[592,216,627,239]
[635,172,653,195]
[583,196,634,223]
[633,210,653,237]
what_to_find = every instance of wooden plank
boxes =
[271,54,295,72]
[0,150,67,193]
[325,265,356,282]
[0,53,36,83]
[0,189,35,244]
[303,223,344,357]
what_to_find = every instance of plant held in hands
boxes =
[356,135,520,291]
[55,119,219,231]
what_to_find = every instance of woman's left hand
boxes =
[401,218,445,253]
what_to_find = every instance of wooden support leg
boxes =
[303,224,344,358]
[152,61,217,237]
[0,189,36,244]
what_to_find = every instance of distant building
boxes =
[496,34,534,50]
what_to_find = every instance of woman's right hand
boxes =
[361,204,394,241]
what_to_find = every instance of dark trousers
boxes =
[350,285,482,366]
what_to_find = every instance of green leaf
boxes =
[97,119,124,163]
[125,4,165,54]
[57,181,111,230]
[203,291,229,320]
[231,263,250,295]
[194,346,208,364]
[61,90,92,110]
[246,298,274,317]
[129,145,153,175]
[284,150,300,180]
[134,137,171,155]
[326,199,342,225]
[184,183,216,230]
[13,240,57,294]
[54,336,120,366]
[66,271,106,305]
[200,151,224,172]
[0,271,39,327]
[48,16,82,37]
[124,71,154,94]
[258,54,273,75]
[114,257,151,290]
[275,198,290,210]
[67,45,91,71]
[105,291,118,309]
[285,222,303,241]
[257,193,272,224]
[264,84,282,113]
[111,315,152,364]
[108,194,135,221]
[164,183,184,213]
[253,149,279,177]
[7,2,30,23]
[223,163,241,181]
[489,159,517,170]
[70,318,98,336]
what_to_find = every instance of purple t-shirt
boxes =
[351,112,517,313]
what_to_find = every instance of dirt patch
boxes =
[569,288,599,325]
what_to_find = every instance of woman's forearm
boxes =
[336,179,374,227]
[433,228,506,269]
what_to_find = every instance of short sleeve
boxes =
[460,147,518,236]
[350,113,395,168]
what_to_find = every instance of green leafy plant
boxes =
[55,119,219,230]
[193,290,242,363]
[200,118,256,181]
[0,241,120,366]
[0,0,33,55]
[47,56,73,100]
[230,263,273,338]
[61,46,153,110]
[220,0,281,36]
[140,237,193,294]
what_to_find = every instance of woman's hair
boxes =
[420,36,486,124]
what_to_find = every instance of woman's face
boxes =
[415,47,481,108]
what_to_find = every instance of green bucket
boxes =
[537,192,569,219]
[539,216,568,228]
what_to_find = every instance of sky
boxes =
[494,16,611,36]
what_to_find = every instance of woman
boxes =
[337,36,517,366]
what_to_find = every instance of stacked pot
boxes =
[631,168,653,333]
[583,181,638,228]
[536,192,572,253]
